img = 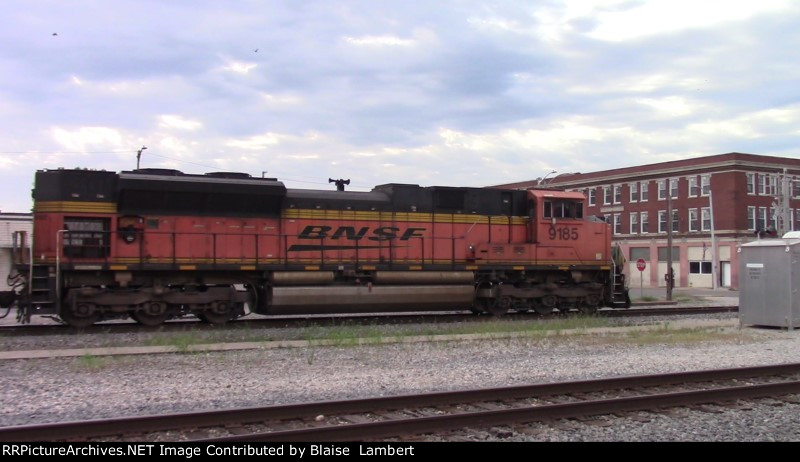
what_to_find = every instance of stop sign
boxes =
[636,258,647,272]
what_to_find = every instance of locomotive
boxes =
[2,168,630,327]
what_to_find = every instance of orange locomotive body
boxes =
[5,168,629,327]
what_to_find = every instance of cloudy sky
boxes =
[2,0,799,212]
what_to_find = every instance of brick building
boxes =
[496,153,800,289]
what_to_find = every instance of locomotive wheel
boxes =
[533,305,553,315]
[130,302,169,326]
[535,295,557,315]
[579,295,601,315]
[485,296,509,317]
[60,303,101,328]
[472,298,494,314]
[197,302,234,324]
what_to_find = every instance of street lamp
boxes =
[540,170,557,185]
[136,146,147,170]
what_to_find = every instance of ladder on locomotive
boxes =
[11,231,56,322]
[610,245,631,308]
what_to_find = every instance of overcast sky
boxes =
[2,0,799,212]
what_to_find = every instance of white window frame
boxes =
[658,210,667,233]
[701,207,711,231]
[688,177,699,197]
[658,180,666,200]
[757,206,767,231]
[613,185,622,204]
[689,208,698,232]
[746,173,755,195]
[629,182,638,203]
[701,175,710,196]
[670,178,678,199]
[629,212,638,234]
[640,212,649,234]
[640,182,649,202]
[613,213,621,235]
[747,206,756,231]
[588,188,596,206]
[603,186,611,205]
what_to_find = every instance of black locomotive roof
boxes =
[285,183,527,216]
[117,170,286,217]
[33,169,527,217]
[285,188,391,211]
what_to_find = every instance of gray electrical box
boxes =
[739,238,800,329]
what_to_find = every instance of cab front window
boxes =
[543,200,583,220]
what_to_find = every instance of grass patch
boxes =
[144,332,202,353]
[635,295,659,302]
[623,325,744,345]
[74,352,109,371]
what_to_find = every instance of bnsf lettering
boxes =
[298,225,426,241]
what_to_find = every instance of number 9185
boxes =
[548,226,579,240]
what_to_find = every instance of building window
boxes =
[613,185,622,204]
[747,206,756,231]
[630,212,638,234]
[613,213,621,235]
[791,209,796,231]
[670,178,678,199]
[689,209,699,232]
[630,183,638,202]
[795,208,800,231]
[658,180,666,200]
[640,212,649,234]
[588,188,596,206]
[657,246,680,261]
[640,182,649,202]
[700,175,710,196]
[793,178,800,198]
[746,173,755,195]
[630,247,650,261]
[671,209,679,232]
[701,207,711,231]
[757,207,767,232]
[603,186,611,205]
[759,174,775,196]
[658,210,667,233]
[689,261,713,274]
[688,177,699,197]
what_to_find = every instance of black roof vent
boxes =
[132,168,184,176]
[204,172,252,179]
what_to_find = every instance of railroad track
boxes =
[0,305,738,336]
[1,362,796,442]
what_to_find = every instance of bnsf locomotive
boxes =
[2,168,630,327]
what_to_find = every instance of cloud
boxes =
[0,1,799,213]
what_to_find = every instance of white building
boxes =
[0,213,32,291]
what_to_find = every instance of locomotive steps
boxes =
[0,317,741,360]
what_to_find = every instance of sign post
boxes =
[636,258,647,299]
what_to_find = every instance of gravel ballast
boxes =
[1,312,799,441]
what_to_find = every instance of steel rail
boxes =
[0,362,796,442]
[210,380,800,442]
[0,305,738,336]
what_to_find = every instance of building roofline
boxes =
[495,152,800,189]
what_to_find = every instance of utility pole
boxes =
[709,187,718,289]
[781,168,790,236]
[666,189,673,301]
[136,146,147,170]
